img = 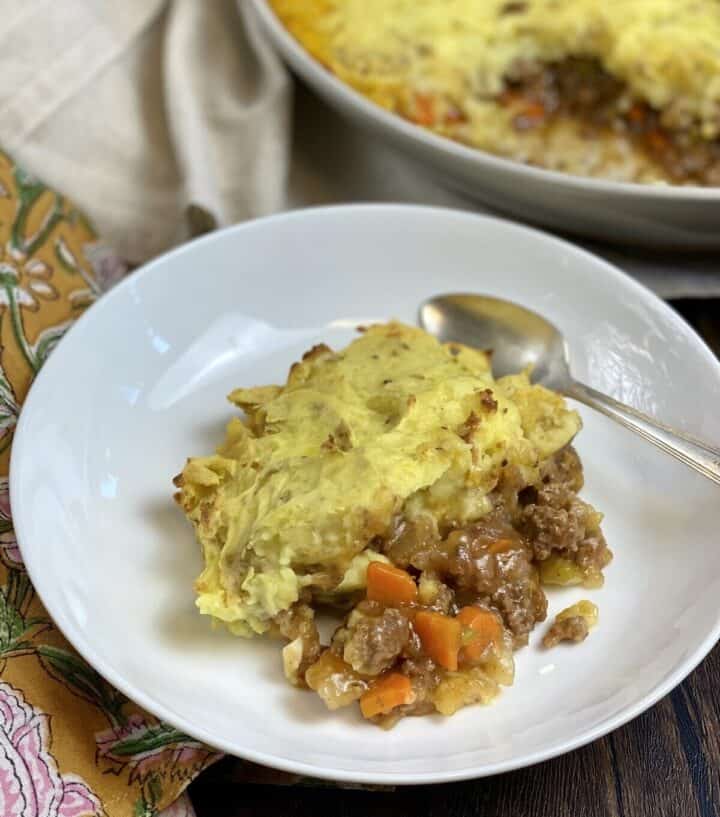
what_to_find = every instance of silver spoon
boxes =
[420,293,720,486]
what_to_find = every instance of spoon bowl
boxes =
[420,293,720,486]
[420,294,571,388]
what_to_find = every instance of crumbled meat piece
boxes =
[502,56,720,186]
[395,655,442,717]
[441,520,547,645]
[383,515,441,570]
[488,567,547,647]
[505,57,620,127]
[576,539,613,576]
[542,615,589,648]
[520,447,610,574]
[491,463,529,521]
[274,604,320,651]
[521,482,612,574]
[274,603,322,686]
[539,446,584,492]
[521,496,591,559]
[555,58,625,119]
[339,608,410,676]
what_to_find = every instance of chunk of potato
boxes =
[557,600,598,628]
[432,668,500,716]
[539,555,584,586]
[305,651,368,710]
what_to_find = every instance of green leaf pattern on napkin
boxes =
[0,151,219,817]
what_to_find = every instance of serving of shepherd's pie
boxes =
[175,323,610,726]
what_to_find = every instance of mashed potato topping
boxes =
[270,0,720,184]
[175,322,580,637]
[272,0,720,136]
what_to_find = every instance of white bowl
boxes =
[250,0,720,250]
[11,205,720,784]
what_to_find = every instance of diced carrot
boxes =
[521,101,546,122]
[487,538,515,555]
[646,129,671,154]
[414,611,461,671]
[627,103,648,124]
[457,607,503,664]
[413,92,436,126]
[360,672,414,718]
[366,561,418,605]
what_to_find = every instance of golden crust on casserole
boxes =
[269,0,720,184]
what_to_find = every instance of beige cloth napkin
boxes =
[0,0,290,264]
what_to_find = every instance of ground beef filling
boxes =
[502,56,720,186]
[380,445,609,645]
[275,603,323,686]
[519,447,612,583]
[441,523,546,647]
[542,615,590,648]
[293,445,610,723]
[333,604,410,676]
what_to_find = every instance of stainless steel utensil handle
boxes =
[566,379,720,486]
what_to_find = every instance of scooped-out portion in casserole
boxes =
[269,0,720,186]
[175,322,611,727]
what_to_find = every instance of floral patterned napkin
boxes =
[0,150,221,817]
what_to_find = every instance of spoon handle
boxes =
[565,379,720,486]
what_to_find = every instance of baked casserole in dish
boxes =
[268,0,720,186]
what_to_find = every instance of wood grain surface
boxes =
[189,299,720,817]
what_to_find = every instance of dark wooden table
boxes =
[189,299,720,817]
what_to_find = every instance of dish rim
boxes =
[250,0,720,203]
[11,203,720,784]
